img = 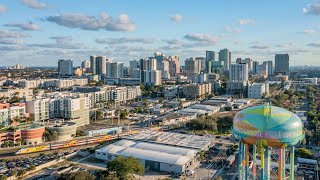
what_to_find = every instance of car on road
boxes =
[186,170,194,176]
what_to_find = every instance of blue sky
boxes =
[0,0,319,66]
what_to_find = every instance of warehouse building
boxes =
[95,139,198,174]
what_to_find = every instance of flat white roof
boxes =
[123,130,212,150]
[97,140,196,166]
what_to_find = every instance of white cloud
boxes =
[225,26,242,33]
[0,39,23,45]
[184,33,219,43]
[302,29,317,34]
[162,39,184,45]
[170,14,183,22]
[28,36,86,49]
[96,37,155,44]
[0,29,29,38]
[21,0,47,9]
[307,42,320,47]
[250,45,269,49]
[4,22,40,31]
[0,45,30,51]
[303,2,320,16]
[0,5,7,14]
[275,43,294,48]
[239,19,255,25]
[46,13,136,32]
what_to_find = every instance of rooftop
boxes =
[96,139,196,166]
[123,130,212,150]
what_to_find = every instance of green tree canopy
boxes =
[295,148,313,159]
[106,157,144,180]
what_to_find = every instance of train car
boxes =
[15,145,50,155]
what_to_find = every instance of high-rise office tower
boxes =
[206,51,215,61]
[81,60,90,69]
[244,58,253,72]
[58,59,73,76]
[140,58,161,85]
[168,55,180,76]
[185,57,200,77]
[96,56,107,76]
[258,63,269,77]
[263,60,273,76]
[154,52,166,70]
[90,55,97,74]
[195,57,206,72]
[106,62,124,79]
[252,61,259,74]
[230,63,248,81]
[130,60,139,69]
[275,54,289,75]
[219,48,231,70]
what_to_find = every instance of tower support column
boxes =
[264,147,271,180]
[252,144,257,180]
[290,146,295,180]
[238,141,243,180]
[245,143,249,180]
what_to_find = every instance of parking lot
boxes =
[0,150,76,178]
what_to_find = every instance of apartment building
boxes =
[0,103,28,127]
[182,83,212,99]
[25,93,90,127]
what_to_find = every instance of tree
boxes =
[52,131,58,141]
[1,141,10,148]
[17,169,26,177]
[106,157,144,179]
[9,169,17,177]
[76,130,85,137]
[295,148,313,159]
[120,109,129,119]
[0,175,7,180]
[58,171,94,180]
[214,176,223,180]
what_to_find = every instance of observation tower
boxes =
[232,104,304,180]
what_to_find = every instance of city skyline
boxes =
[0,0,319,66]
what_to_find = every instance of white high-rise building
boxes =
[139,58,161,85]
[230,63,248,81]
[143,70,162,86]
[158,60,170,79]
[58,59,73,76]
[107,62,124,79]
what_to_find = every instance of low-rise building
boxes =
[154,112,196,126]
[182,83,211,99]
[95,139,198,175]
[226,81,247,95]
[247,83,269,99]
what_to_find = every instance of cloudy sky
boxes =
[0,0,319,66]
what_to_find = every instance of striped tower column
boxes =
[252,144,257,180]
[242,141,246,180]
[278,148,282,180]
[260,145,265,180]
[245,143,249,180]
[238,141,243,180]
[281,147,286,179]
[290,146,295,180]
[264,147,271,180]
